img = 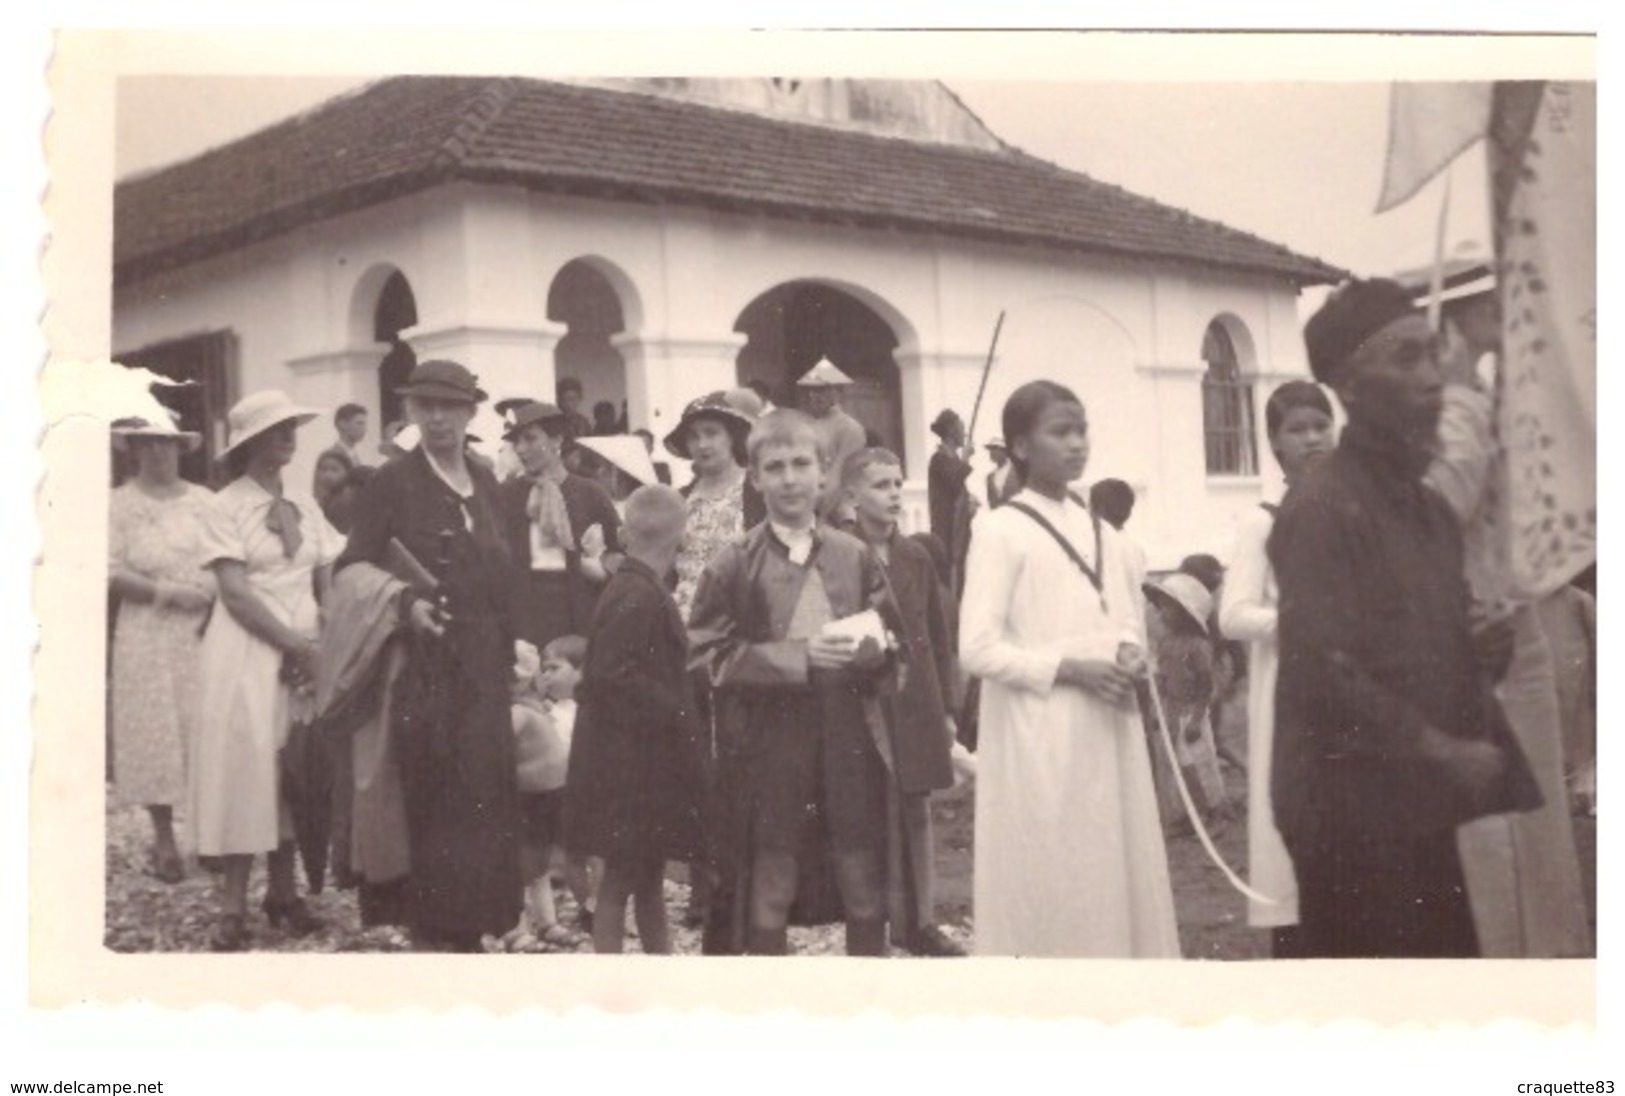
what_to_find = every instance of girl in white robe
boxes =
[960,380,1179,958]
[1218,379,1336,956]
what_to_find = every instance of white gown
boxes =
[190,477,343,857]
[1218,503,1298,929]
[960,489,1180,958]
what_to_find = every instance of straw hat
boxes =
[984,436,1007,452]
[1143,572,1214,635]
[577,434,660,486]
[110,412,201,453]
[795,358,854,387]
[219,390,320,458]
[663,390,758,459]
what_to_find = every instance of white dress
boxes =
[960,489,1180,958]
[1218,503,1298,928]
[190,477,343,857]
[108,482,214,807]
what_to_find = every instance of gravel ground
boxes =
[101,790,974,958]
[105,775,1594,958]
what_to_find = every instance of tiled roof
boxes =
[114,77,1346,288]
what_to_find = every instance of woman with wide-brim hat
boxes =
[496,398,622,651]
[333,359,523,951]
[107,414,214,885]
[191,390,344,950]
[666,388,765,623]
[658,388,764,930]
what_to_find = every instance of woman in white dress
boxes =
[107,415,214,883]
[960,380,1179,958]
[1217,380,1335,957]
[192,391,344,951]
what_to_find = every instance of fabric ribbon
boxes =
[1143,659,1279,908]
[525,468,575,552]
[265,497,304,560]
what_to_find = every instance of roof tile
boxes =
[115,77,1345,287]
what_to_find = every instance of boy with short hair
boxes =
[327,402,370,468]
[688,410,895,956]
[841,448,969,956]
[564,485,703,954]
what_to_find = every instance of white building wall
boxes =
[113,182,1313,564]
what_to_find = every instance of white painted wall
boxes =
[113,181,1313,566]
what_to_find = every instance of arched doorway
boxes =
[547,259,628,431]
[374,270,418,429]
[734,281,906,469]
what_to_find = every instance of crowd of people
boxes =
[107,279,1595,959]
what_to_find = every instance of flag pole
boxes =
[1427,168,1454,333]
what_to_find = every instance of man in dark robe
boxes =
[1269,279,1540,958]
[926,409,974,594]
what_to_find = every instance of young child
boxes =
[841,448,969,956]
[1145,572,1231,832]
[511,634,595,944]
[688,409,896,956]
[958,380,1178,957]
[563,484,703,954]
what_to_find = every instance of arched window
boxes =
[1201,319,1258,476]
[374,271,418,428]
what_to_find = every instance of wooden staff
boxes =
[964,310,1006,451]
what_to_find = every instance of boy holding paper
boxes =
[688,410,897,956]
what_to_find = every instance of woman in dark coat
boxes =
[563,486,704,953]
[496,400,622,650]
[333,359,521,951]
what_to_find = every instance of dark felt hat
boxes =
[500,400,568,442]
[1303,278,1418,387]
[395,359,487,404]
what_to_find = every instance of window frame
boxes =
[1199,319,1260,478]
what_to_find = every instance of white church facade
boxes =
[112,76,1342,567]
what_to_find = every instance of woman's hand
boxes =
[408,597,448,638]
[284,638,320,687]
[1115,642,1148,680]
[1057,657,1138,707]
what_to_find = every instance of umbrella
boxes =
[279,708,333,894]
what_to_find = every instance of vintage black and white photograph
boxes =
[28,28,1598,1031]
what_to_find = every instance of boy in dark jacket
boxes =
[841,448,968,956]
[563,485,701,954]
[689,411,895,956]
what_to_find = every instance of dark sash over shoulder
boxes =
[1004,499,1107,613]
